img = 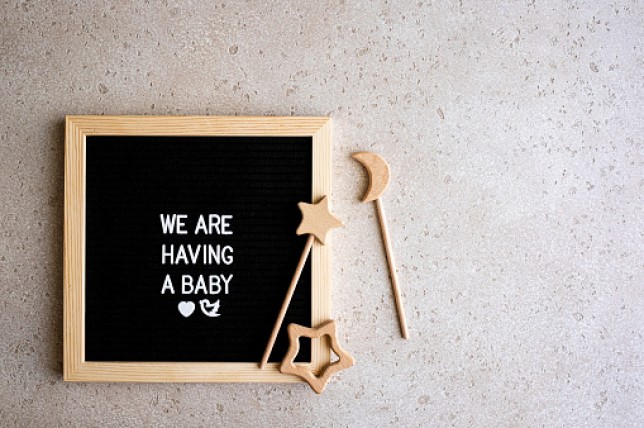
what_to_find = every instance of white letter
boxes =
[160,214,177,234]
[187,244,201,265]
[222,246,233,265]
[176,214,188,234]
[194,215,207,235]
[221,274,233,294]
[182,275,194,294]
[221,215,233,235]
[208,214,221,235]
[161,244,173,265]
[175,245,188,264]
[161,275,175,294]
[209,275,222,294]
[194,275,207,294]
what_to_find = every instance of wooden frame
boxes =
[64,115,332,382]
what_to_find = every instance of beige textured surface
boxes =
[0,1,642,426]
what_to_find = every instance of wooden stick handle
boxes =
[259,235,315,369]
[375,197,409,339]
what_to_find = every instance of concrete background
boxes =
[1,1,642,426]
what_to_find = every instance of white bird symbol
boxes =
[199,299,221,317]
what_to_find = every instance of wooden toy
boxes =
[280,320,355,394]
[259,196,343,369]
[352,152,409,339]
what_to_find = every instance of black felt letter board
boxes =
[84,136,312,362]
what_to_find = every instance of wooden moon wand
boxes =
[259,196,342,369]
[353,152,409,339]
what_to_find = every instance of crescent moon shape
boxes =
[352,152,391,202]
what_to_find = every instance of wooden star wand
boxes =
[259,196,342,369]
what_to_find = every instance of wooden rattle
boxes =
[280,320,355,394]
[259,196,342,369]
[352,152,409,339]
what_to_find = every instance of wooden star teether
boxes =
[259,196,343,369]
[353,152,409,339]
[280,320,355,394]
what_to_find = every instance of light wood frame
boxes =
[64,115,332,382]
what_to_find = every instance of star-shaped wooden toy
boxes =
[280,320,355,394]
[296,196,343,245]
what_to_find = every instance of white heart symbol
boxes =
[178,301,195,317]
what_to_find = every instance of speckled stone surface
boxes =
[1,1,642,426]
